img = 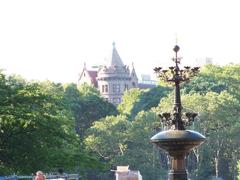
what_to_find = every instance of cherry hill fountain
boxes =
[151,45,205,180]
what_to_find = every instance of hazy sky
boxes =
[0,0,239,83]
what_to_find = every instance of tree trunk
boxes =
[214,156,219,178]
[192,148,200,178]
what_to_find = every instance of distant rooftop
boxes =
[138,83,156,89]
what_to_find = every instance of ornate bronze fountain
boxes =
[151,45,205,180]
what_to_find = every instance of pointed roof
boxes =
[87,70,98,87]
[78,63,98,87]
[110,42,124,67]
[130,62,137,77]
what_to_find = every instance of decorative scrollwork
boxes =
[155,45,200,130]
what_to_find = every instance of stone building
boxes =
[78,43,139,105]
[78,43,156,105]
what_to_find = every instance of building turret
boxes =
[97,43,134,105]
[78,43,155,105]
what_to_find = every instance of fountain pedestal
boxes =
[151,130,205,180]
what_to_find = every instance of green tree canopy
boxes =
[63,83,118,138]
[118,86,170,119]
[157,91,240,179]
[182,64,240,98]
[0,74,104,175]
[84,110,168,180]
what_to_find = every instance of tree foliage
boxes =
[0,63,239,179]
[118,86,170,119]
[182,64,240,97]
[0,74,104,175]
[85,64,240,179]
[63,83,118,138]
[84,111,168,180]
[158,90,240,179]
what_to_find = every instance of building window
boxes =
[102,85,104,92]
[124,84,129,90]
[104,85,108,93]
[102,85,109,93]
[113,84,120,93]
[132,82,136,87]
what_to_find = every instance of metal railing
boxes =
[4,174,80,180]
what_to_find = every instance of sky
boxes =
[0,0,240,83]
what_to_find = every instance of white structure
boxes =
[112,166,142,180]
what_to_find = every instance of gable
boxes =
[78,69,98,87]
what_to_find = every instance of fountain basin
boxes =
[151,130,205,155]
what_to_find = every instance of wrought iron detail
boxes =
[154,45,200,130]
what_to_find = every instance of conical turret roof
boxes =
[110,42,124,67]
[130,62,137,77]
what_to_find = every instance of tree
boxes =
[118,86,170,119]
[131,86,170,117]
[84,110,168,180]
[121,110,168,180]
[0,74,104,175]
[64,83,118,138]
[63,84,83,133]
[187,92,239,179]
[0,77,73,173]
[84,115,130,179]
[117,88,142,118]
[85,115,130,162]
[182,64,240,98]
[237,161,240,180]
